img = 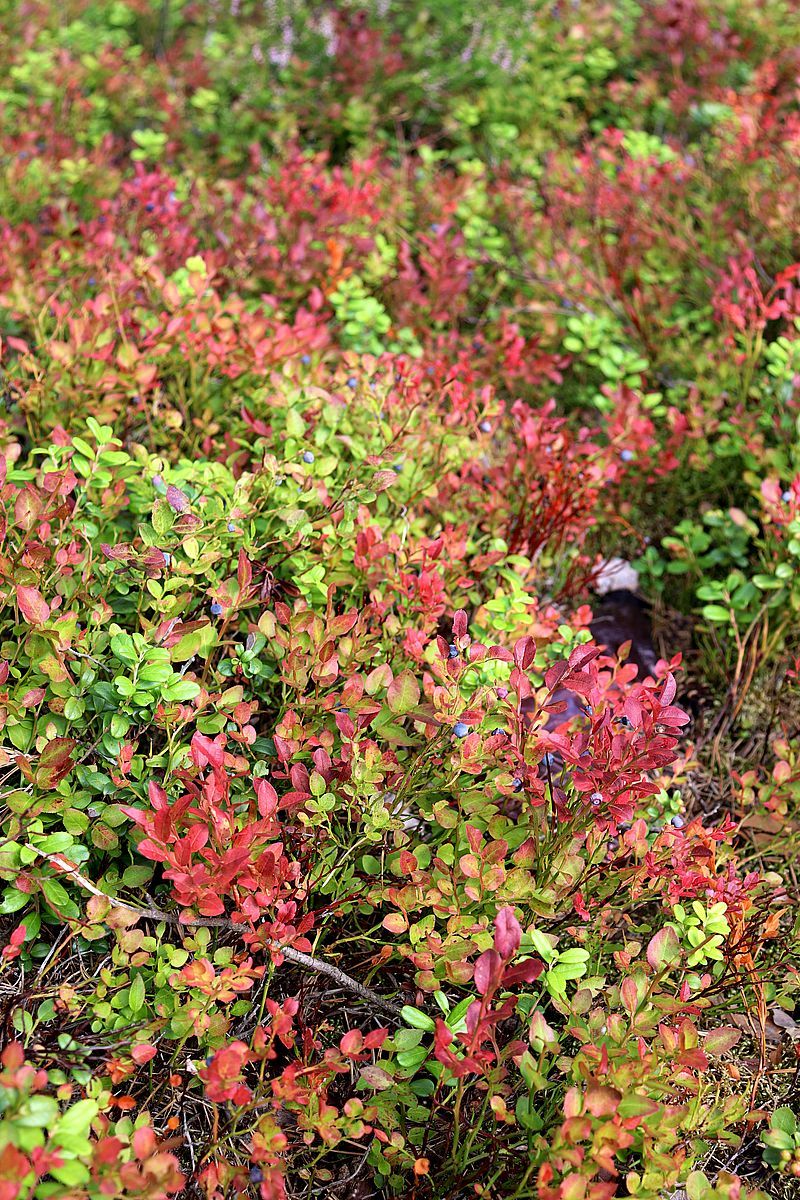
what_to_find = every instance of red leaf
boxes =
[191,732,225,769]
[132,1128,157,1159]
[494,907,522,958]
[466,824,483,853]
[646,926,681,972]
[661,672,677,706]
[371,470,398,493]
[502,959,544,986]
[513,636,536,670]
[339,1029,363,1056]
[131,1043,157,1065]
[658,705,690,727]
[16,585,50,626]
[359,1064,394,1089]
[148,781,168,810]
[585,1084,621,1117]
[544,660,569,690]
[137,838,166,862]
[474,949,502,996]
[382,912,408,934]
[255,777,279,818]
[237,549,252,592]
[334,710,355,739]
[703,1026,742,1056]
[166,485,190,513]
[34,737,77,789]
[331,612,358,636]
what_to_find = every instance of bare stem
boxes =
[37,852,404,1021]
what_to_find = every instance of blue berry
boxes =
[783,490,792,502]
[88,276,96,286]
[145,203,155,213]
[347,377,357,389]
[512,777,523,792]
[301,354,311,364]
[453,722,469,738]
[392,462,404,474]
[205,1054,214,1066]
[496,686,508,699]
[303,451,315,464]
[250,1168,264,1184]
[210,602,223,615]
[163,552,171,566]
[671,815,685,829]
[620,449,634,462]
[479,420,491,433]
[448,643,459,659]
[492,728,505,736]
[227,522,236,532]
[590,792,603,807]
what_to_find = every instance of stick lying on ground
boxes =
[34,850,404,1022]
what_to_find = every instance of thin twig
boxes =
[36,852,403,1021]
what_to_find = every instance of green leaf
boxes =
[0,887,29,913]
[110,632,136,662]
[30,833,74,854]
[128,974,146,1013]
[52,1098,99,1138]
[762,1129,794,1150]
[16,1094,59,1127]
[71,436,95,460]
[515,1096,543,1130]
[152,498,175,537]
[617,1093,658,1118]
[396,1046,429,1070]
[445,997,473,1032]
[387,671,421,714]
[41,877,72,912]
[686,1172,712,1200]
[393,1028,424,1051]
[400,1005,436,1032]
[122,865,154,887]
[771,1106,798,1136]
[50,1161,92,1186]
[701,604,731,623]
[161,678,201,702]
[170,623,217,662]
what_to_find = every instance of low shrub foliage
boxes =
[0,2,798,1198]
